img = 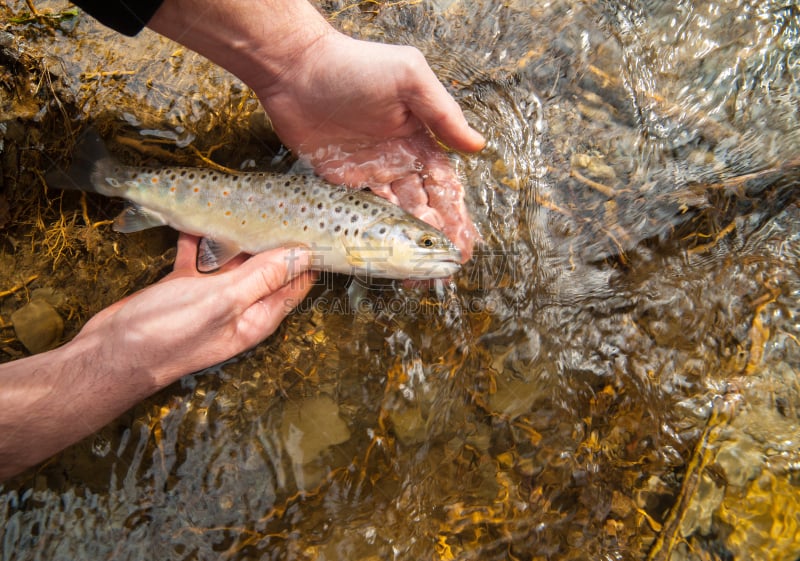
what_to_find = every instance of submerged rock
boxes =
[281,394,351,490]
[11,299,64,354]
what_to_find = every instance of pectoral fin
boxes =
[113,204,168,233]
[197,237,241,273]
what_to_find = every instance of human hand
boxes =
[76,234,316,385]
[147,1,484,257]
[0,235,315,480]
[254,31,486,259]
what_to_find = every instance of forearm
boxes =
[0,243,314,481]
[147,0,334,93]
[0,334,160,480]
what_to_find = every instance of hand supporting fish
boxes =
[148,1,486,262]
[298,131,480,262]
[257,33,485,260]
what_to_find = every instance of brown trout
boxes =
[47,132,462,279]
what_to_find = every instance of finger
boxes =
[418,151,479,260]
[218,252,250,272]
[314,140,420,187]
[368,183,401,206]
[173,233,201,272]
[228,246,312,306]
[405,66,485,153]
[259,270,316,324]
[390,174,428,208]
[235,270,316,345]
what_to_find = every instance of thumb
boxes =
[229,246,312,305]
[408,76,485,153]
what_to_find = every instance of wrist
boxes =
[68,329,163,399]
[0,333,160,479]
[147,0,334,92]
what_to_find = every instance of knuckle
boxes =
[255,261,287,294]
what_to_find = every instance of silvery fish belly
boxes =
[49,134,462,279]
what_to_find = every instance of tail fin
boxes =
[45,128,115,193]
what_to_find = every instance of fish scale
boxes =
[47,132,462,279]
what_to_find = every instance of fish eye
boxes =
[418,234,436,248]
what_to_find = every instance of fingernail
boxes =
[471,128,487,148]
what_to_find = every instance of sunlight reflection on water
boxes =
[1,0,799,560]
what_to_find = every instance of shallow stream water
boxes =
[1,1,799,560]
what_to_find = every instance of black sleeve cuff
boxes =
[71,0,165,36]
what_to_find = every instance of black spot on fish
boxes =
[180,170,186,177]
[379,227,387,234]
[212,175,218,182]
[285,181,291,187]
[362,203,369,209]
[371,209,379,216]
[300,206,306,213]
[169,173,176,181]
[351,215,358,223]
[201,173,207,179]
[319,221,325,229]
[334,206,342,213]
[344,229,349,236]
[303,225,308,231]
[334,225,341,232]
[188,173,195,179]
[354,229,359,236]
[317,203,323,210]
[293,187,300,194]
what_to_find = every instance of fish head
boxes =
[354,217,462,279]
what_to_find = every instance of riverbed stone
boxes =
[11,299,64,354]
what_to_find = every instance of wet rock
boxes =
[281,394,350,464]
[31,287,67,308]
[0,31,14,49]
[281,394,350,489]
[570,153,618,182]
[488,376,546,419]
[678,471,725,537]
[11,299,64,354]
[389,405,427,446]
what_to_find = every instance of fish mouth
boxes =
[408,248,463,279]
[414,247,463,262]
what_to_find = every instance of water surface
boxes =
[1,1,799,560]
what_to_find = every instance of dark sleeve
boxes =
[71,0,165,37]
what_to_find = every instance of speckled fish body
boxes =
[48,134,462,279]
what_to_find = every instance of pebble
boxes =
[280,395,350,465]
[0,31,14,49]
[11,299,64,354]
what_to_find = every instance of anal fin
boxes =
[197,237,241,273]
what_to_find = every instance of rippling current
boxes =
[1,1,799,560]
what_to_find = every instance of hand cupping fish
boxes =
[46,131,463,279]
